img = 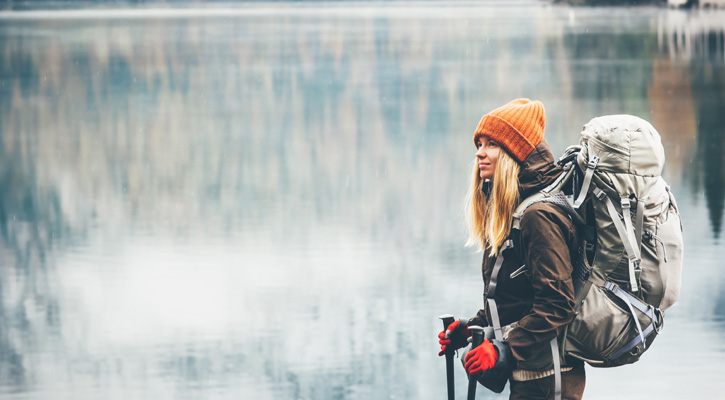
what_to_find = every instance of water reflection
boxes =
[691,50,725,238]
[0,3,724,399]
[658,8,725,237]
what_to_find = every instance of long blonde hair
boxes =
[465,149,521,256]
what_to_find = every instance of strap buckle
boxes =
[587,156,600,170]
[653,307,665,333]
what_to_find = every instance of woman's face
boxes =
[475,136,500,180]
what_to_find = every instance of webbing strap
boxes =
[607,321,656,360]
[598,189,641,292]
[621,198,636,252]
[487,298,503,342]
[487,240,512,298]
[573,155,599,209]
[541,165,573,194]
[513,192,547,231]
[635,200,645,256]
[513,168,576,231]
[604,281,656,319]
[551,338,562,400]
[627,262,638,293]
[620,197,640,292]
[604,282,647,350]
[486,240,512,341]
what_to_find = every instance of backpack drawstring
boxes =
[644,231,668,262]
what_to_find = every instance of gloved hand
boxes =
[438,319,471,356]
[464,338,499,375]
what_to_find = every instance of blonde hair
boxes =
[465,149,521,256]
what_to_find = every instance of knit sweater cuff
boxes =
[511,366,573,382]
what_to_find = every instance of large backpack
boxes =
[512,114,684,369]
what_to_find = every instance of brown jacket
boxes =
[468,140,580,373]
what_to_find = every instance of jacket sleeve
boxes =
[467,308,488,328]
[505,204,578,364]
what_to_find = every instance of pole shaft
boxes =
[446,352,454,400]
[440,316,455,400]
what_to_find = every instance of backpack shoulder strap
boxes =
[513,164,578,231]
[510,163,589,285]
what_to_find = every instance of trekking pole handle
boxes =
[439,314,455,332]
[469,325,485,346]
[467,326,485,400]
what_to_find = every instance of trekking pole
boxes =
[439,314,455,400]
[467,326,485,400]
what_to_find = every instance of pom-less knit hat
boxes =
[473,98,545,163]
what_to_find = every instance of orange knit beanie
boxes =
[473,98,545,163]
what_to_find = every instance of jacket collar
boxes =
[517,140,563,200]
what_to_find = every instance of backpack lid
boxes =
[578,115,665,177]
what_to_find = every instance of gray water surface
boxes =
[0,2,724,399]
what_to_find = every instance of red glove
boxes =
[464,339,499,375]
[438,320,471,356]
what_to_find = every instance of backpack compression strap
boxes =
[635,200,645,261]
[603,281,661,355]
[594,188,644,292]
[573,153,599,209]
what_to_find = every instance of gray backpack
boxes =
[512,115,684,395]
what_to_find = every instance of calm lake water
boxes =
[0,1,724,399]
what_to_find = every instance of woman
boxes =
[438,99,585,399]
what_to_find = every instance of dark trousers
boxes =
[508,364,586,400]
